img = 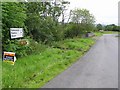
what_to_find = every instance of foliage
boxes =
[96,24,104,31]
[64,8,96,38]
[64,23,80,38]
[71,8,95,24]
[2,2,97,57]
[25,2,64,43]
[104,24,120,31]
[2,37,95,88]
[26,16,64,43]
[2,1,119,89]
[64,23,96,38]
[2,2,66,57]
[26,39,47,55]
[2,2,27,55]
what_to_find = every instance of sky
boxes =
[4,0,119,25]
[63,0,119,25]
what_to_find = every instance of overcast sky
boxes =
[63,0,119,25]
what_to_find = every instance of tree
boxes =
[2,2,27,52]
[71,9,95,24]
[96,24,104,31]
[60,0,70,24]
[69,8,95,35]
[25,2,65,43]
[105,24,116,31]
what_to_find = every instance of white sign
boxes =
[10,28,24,39]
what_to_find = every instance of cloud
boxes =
[64,0,119,25]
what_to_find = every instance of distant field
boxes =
[95,31,118,36]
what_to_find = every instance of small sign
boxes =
[3,52,16,65]
[18,39,29,46]
[10,28,24,39]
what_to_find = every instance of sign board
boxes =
[3,52,16,65]
[19,39,29,46]
[10,28,24,39]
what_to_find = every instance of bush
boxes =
[3,39,29,57]
[26,39,47,55]
[3,39,47,58]
[64,24,80,38]
[27,17,64,44]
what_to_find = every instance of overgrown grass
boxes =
[53,38,94,52]
[2,37,95,88]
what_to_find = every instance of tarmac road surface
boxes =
[42,34,118,88]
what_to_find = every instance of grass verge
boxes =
[2,37,95,88]
[94,31,118,36]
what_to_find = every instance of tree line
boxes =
[96,23,120,31]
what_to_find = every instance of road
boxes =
[42,34,118,88]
